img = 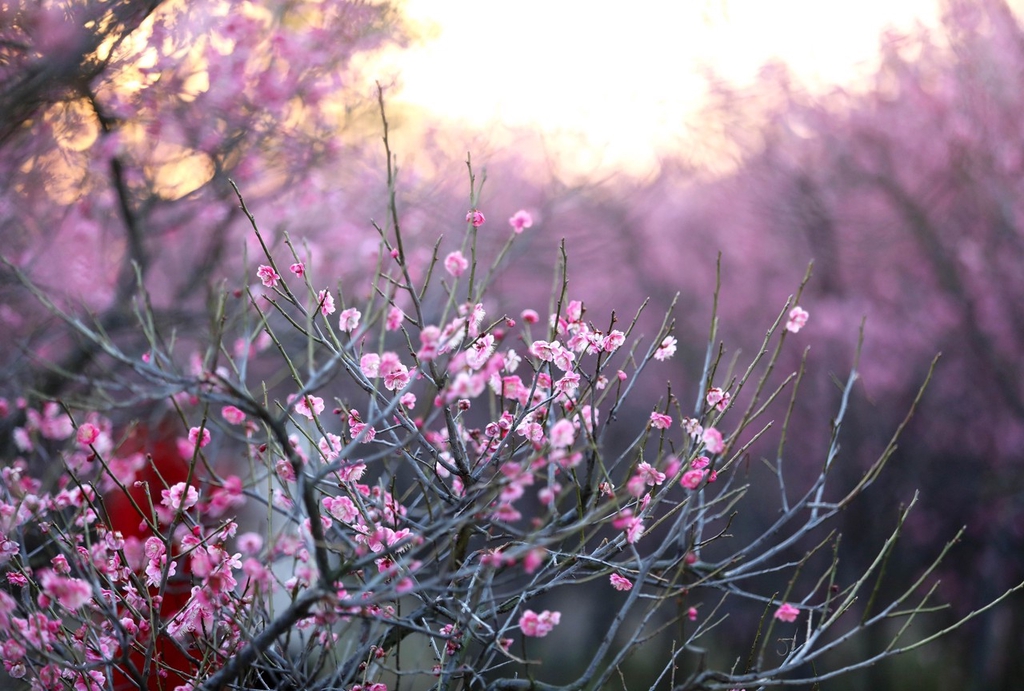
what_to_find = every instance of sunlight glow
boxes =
[372,0,942,175]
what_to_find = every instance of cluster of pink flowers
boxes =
[519,609,561,637]
[0,190,823,691]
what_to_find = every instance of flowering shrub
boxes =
[0,99,1019,691]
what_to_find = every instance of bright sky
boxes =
[373,0,943,175]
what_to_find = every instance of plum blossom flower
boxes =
[39,571,92,610]
[703,427,725,454]
[386,306,404,331]
[293,395,325,420]
[681,468,707,490]
[509,209,533,233]
[786,306,809,333]
[774,602,800,622]
[382,360,411,391]
[161,482,199,511]
[650,412,672,429]
[221,406,246,425]
[76,423,100,446]
[610,573,633,591]
[636,461,666,486]
[317,289,335,316]
[602,330,626,353]
[521,309,540,324]
[519,609,560,637]
[338,308,361,333]
[654,336,677,361]
[706,387,731,412]
[188,426,211,448]
[360,353,380,377]
[256,265,280,288]
[466,209,485,227]
[289,262,305,276]
[444,251,468,277]
[466,333,496,370]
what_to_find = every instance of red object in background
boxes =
[103,428,197,691]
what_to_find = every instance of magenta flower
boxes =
[466,209,486,227]
[509,209,533,233]
[786,306,809,333]
[519,609,561,637]
[188,426,211,448]
[76,422,100,446]
[444,251,469,277]
[161,482,199,511]
[338,307,361,333]
[703,427,725,454]
[610,573,633,591]
[317,289,335,316]
[650,412,672,429]
[39,571,92,610]
[706,387,731,412]
[774,602,800,622]
[221,405,246,425]
[654,336,677,361]
[256,264,280,288]
[293,394,325,420]
[681,468,707,490]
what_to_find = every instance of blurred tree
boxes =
[0,0,406,407]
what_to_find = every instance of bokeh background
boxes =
[3,0,1024,688]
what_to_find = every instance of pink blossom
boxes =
[636,461,666,486]
[517,420,545,444]
[523,548,546,574]
[76,423,100,446]
[529,339,558,362]
[256,264,280,288]
[706,387,731,412]
[188,426,211,448]
[360,353,380,377]
[289,262,305,276]
[386,306,405,331]
[625,518,645,544]
[681,469,707,490]
[276,459,296,482]
[161,482,199,511]
[444,251,469,277]
[786,306,809,333]
[650,412,672,429]
[466,209,486,227]
[549,418,576,448]
[555,372,581,396]
[317,289,335,316]
[236,532,263,555]
[683,417,704,438]
[383,363,411,391]
[293,394,325,420]
[703,427,725,454]
[602,330,626,353]
[509,209,533,233]
[338,308,361,333]
[610,573,633,591]
[39,571,92,610]
[221,405,246,425]
[687,607,698,621]
[466,333,496,370]
[521,309,540,324]
[654,335,677,361]
[774,602,800,622]
[519,609,560,637]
